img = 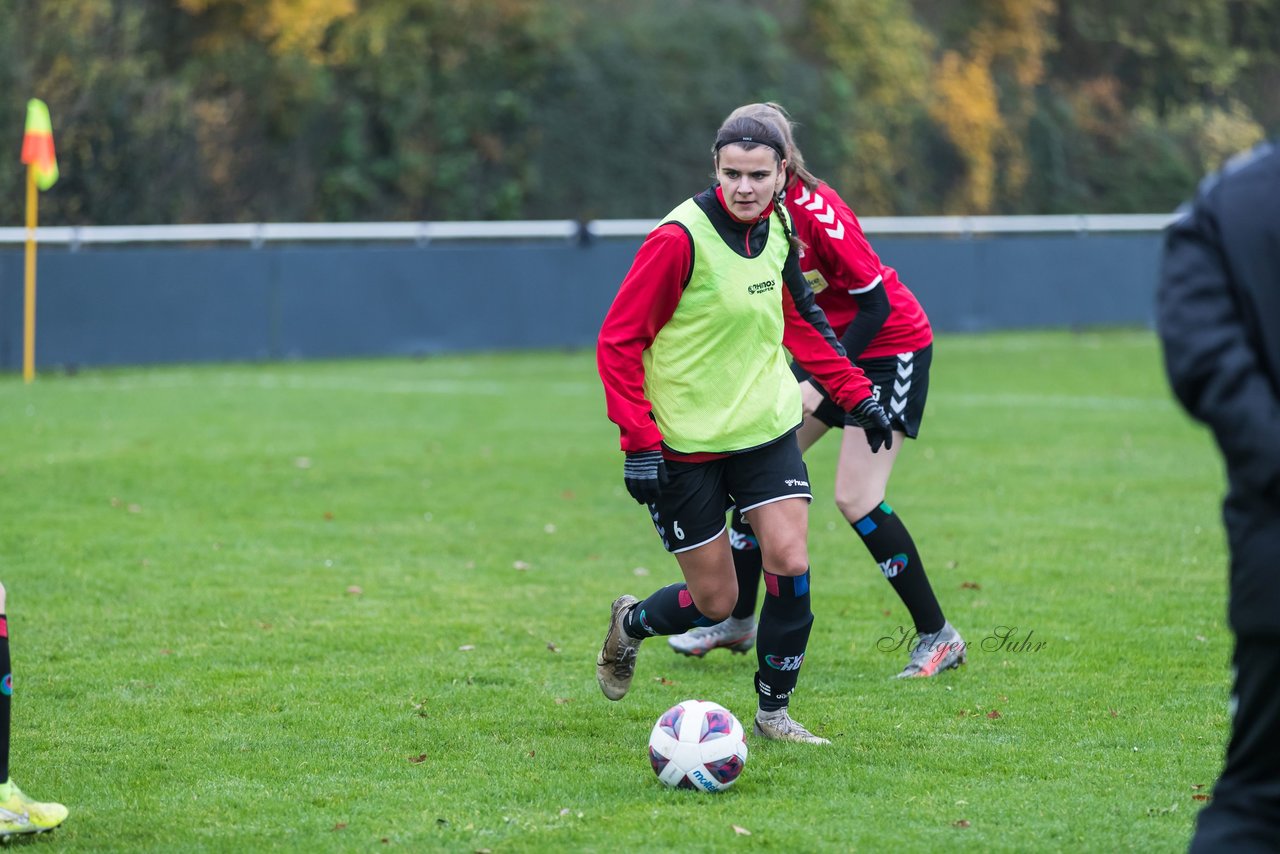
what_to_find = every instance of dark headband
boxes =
[714,135,786,162]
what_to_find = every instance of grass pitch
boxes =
[1,329,1228,851]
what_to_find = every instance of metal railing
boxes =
[0,213,1178,248]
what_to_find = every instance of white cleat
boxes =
[667,617,756,657]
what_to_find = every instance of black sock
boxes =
[623,584,708,639]
[755,570,813,712]
[0,615,10,783]
[729,508,762,620]
[852,502,945,635]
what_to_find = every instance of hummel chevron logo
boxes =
[894,380,911,397]
[890,397,908,414]
[896,362,913,379]
[793,188,846,240]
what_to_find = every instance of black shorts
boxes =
[791,344,932,438]
[648,433,811,554]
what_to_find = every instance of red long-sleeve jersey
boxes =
[786,182,932,357]
[598,186,873,453]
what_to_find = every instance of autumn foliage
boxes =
[1,0,1272,225]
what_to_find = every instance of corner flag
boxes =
[20,98,57,383]
[21,99,58,190]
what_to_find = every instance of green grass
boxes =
[0,329,1229,852]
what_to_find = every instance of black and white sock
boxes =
[729,508,763,621]
[755,570,813,712]
[623,584,709,639]
[852,502,945,635]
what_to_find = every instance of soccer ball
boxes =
[647,699,748,792]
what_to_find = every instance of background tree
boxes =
[2,0,1277,225]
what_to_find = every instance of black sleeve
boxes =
[783,248,846,358]
[838,283,891,360]
[1156,193,1280,498]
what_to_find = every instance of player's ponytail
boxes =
[773,196,804,253]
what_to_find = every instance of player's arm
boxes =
[1157,195,1280,498]
[838,279,890,360]
[782,246,846,358]
[782,276,893,450]
[597,224,688,453]
[780,251,868,409]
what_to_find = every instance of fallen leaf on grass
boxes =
[554,697,572,705]
[1192,794,1211,802]
[633,567,650,577]
[458,644,475,651]
[346,585,363,596]
[961,581,980,590]
[952,820,971,829]
[559,808,571,816]
[513,560,531,571]
[732,825,751,836]
[409,754,428,764]
[159,649,173,656]
[1191,784,1205,791]
[332,823,347,831]
[653,676,674,686]
[544,524,557,534]
[986,710,1002,719]
[1110,708,1119,718]
[547,642,560,653]
[324,511,334,521]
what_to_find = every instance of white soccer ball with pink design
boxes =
[647,699,748,792]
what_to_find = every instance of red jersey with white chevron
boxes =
[786,181,932,358]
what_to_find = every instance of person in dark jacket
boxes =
[1156,139,1280,853]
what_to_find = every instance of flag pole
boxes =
[23,162,38,383]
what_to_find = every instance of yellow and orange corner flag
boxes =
[21,99,58,190]
[20,98,57,383]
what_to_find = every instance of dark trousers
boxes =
[1189,635,1280,853]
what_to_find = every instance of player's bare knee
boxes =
[765,548,810,577]
[0,581,7,612]
[703,603,733,622]
[835,489,881,524]
[697,594,735,623]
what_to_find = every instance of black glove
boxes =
[623,450,669,505]
[844,396,894,453]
